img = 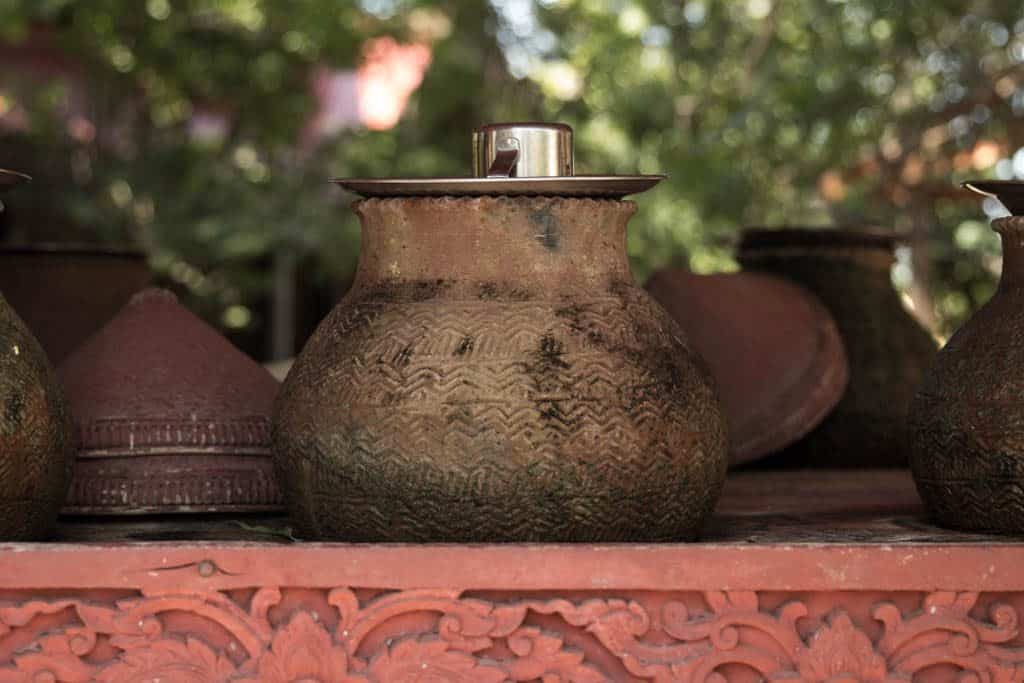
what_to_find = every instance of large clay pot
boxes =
[274,124,728,542]
[0,244,150,363]
[738,228,936,468]
[910,192,1024,532]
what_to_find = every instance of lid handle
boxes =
[472,123,573,178]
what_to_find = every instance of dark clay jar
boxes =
[738,228,936,468]
[273,196,728,542]
[910,216,1024,532]
[0,292,73,539]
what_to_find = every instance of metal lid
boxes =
[0,169,30,192]
[334,122,663,198]
[964,180,1024,215]
[0,169,30,214]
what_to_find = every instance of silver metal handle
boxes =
[472,123,573,178]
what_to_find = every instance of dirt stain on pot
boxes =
[530,207,561,251]
[363,278,453,303]
[454,336,474,356]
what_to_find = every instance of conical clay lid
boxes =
[59,288,282,514]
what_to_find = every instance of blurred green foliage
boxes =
[1,0,1022,356]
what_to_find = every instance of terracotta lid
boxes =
[58,288,282,514]
[646,270,849,466]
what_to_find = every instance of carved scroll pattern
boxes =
[0,588,1021,681]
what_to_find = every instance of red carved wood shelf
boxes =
[1,469,1022,682]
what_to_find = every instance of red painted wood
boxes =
[0,470,1021,681]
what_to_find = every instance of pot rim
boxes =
[0,242,148,259]
[739,226,908,251]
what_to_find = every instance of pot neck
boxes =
[994,216,1024,290]
[350,196,636,299]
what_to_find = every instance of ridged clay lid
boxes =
[60,288,278,453]
[58,288,281,514]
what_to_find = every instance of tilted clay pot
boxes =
[274,123,728,542]
[911,183,1024,532]
[738,228,936,468]
[646,269,848,466]
[0,170,73,539]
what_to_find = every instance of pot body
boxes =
[739,229,936,467]
[0,292,72,539]
[910,216,1024,532]
[274,196,728,542]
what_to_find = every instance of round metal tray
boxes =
[333,175,665,198]
[0,169,31,191]
[964,180,1024,215]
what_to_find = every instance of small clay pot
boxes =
[274,196,728,542]
[0,244,150,363]
[738,228,936,468]
[910,212,1024,532]
[646,269,849,466]
[0,291,73,539]
[59,288,282,515]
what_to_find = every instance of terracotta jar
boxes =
[910,182,1024,532]
[0,170,73,539]
[59,288,282,515]
[738,228,936,468]
[646,269,848,467]
[274,123,728,542]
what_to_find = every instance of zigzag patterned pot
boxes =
[0,290,73,539]
[273,196,728,542]
[910,215,1024,532]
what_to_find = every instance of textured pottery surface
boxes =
[739,228,936,468]
[910,216,1024,532]
[274,196,728,542]
[646,269,848,466]
[0,292,72,539]
[59,288,282,514]
[0,245,150,363]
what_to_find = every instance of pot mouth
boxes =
[0,242,148,259]
[739,227,904,251]
[964,180,1024,215]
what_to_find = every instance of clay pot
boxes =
[59,288,282,515]
[646,269,848,466]
[274,196,728,541]
[0,291,73,539]
[738,228,936,468]
[0,244,150,363]
[910,208,1024,531]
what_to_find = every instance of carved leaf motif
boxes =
[366,637,506,682]
[95,637,236,683]
[798,612,889,683]
[506,627,607,682]
[236,612,357,683]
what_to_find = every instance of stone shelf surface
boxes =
[0,469,1022,681]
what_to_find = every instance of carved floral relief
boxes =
[0,588,1020,682]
